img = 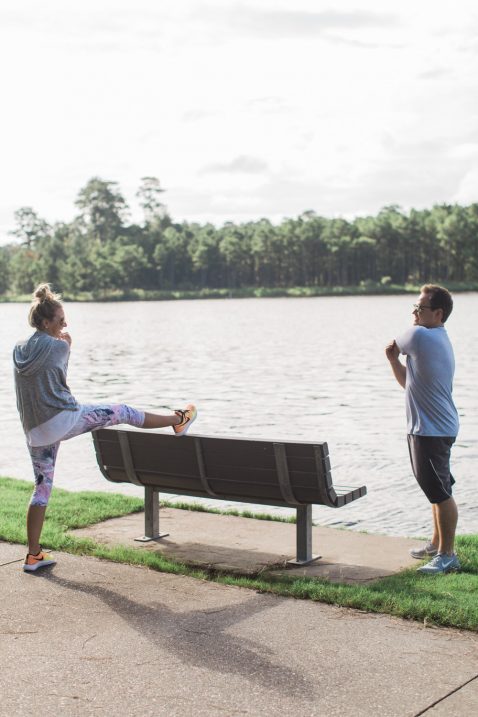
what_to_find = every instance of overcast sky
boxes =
[1,0,478,241]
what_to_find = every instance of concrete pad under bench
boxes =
[72,507,423,583]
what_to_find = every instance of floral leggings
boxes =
[28,404,145,507]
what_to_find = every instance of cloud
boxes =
[452,165,478,204]
[448,142,478,159]
[193,4,398,39]
[418,68,451,80]
[170,135,471,226]
[342,165,460,214]
[246,96,292,114]
[182,109,218,122]
[321,32,401,49]
[201,155,269,174]
[0,2,173,54]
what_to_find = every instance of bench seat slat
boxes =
[97,465,338,500]
[101,460,322,487]
[98,469,322,505]
[98,469,361,508]
[203,445,329,476]
[98,452,326,490]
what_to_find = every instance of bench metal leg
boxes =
[287,505,320,566]
[135,486,169,542]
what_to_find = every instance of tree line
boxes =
[1,176,477,297]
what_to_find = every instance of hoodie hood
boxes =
[13,331,54,376]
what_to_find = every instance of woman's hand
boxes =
[60,331,72,347]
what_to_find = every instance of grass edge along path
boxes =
[1,476,477,632]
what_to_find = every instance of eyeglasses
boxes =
[412,303,433,314]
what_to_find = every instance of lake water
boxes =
[0,294,476,537]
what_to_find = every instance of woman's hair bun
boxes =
[33,283,61,303]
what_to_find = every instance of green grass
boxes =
[1,476,477,631]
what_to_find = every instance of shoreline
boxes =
[1,282,478,303]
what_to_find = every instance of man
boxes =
[385,284,460,575]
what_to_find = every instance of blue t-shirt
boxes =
[395,325,459,437]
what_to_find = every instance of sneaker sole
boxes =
[417,565,460,575]
[23,560,56,572]
[174,421,195,437]
[410,551,438,560]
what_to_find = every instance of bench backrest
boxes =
[93,429,339,508]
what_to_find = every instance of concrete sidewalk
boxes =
[73,506,424,583]
[1,540,477,717]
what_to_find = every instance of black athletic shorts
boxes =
[407,435,456,504]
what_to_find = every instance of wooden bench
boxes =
[92,429,367,566]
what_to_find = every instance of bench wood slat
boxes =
[117,431,143,487]
[273,443,301,506]
[194,437,219,498]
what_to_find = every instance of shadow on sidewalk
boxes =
[36,570,317,700]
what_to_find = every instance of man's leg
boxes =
[417,495,459,574]
[431,504,439,548]
[408,436,460,573]
[436,496,458,555]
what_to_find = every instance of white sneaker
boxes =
[409,542,438,560]
[417,553,460,575]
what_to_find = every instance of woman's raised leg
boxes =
[61,403,197,439]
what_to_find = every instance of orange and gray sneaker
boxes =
[23,547,56,572]
[173,404,197,436]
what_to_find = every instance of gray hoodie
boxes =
[13,330,79,433]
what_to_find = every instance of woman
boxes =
[13,283,197,572]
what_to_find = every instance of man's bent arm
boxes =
[385,340,406,389]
